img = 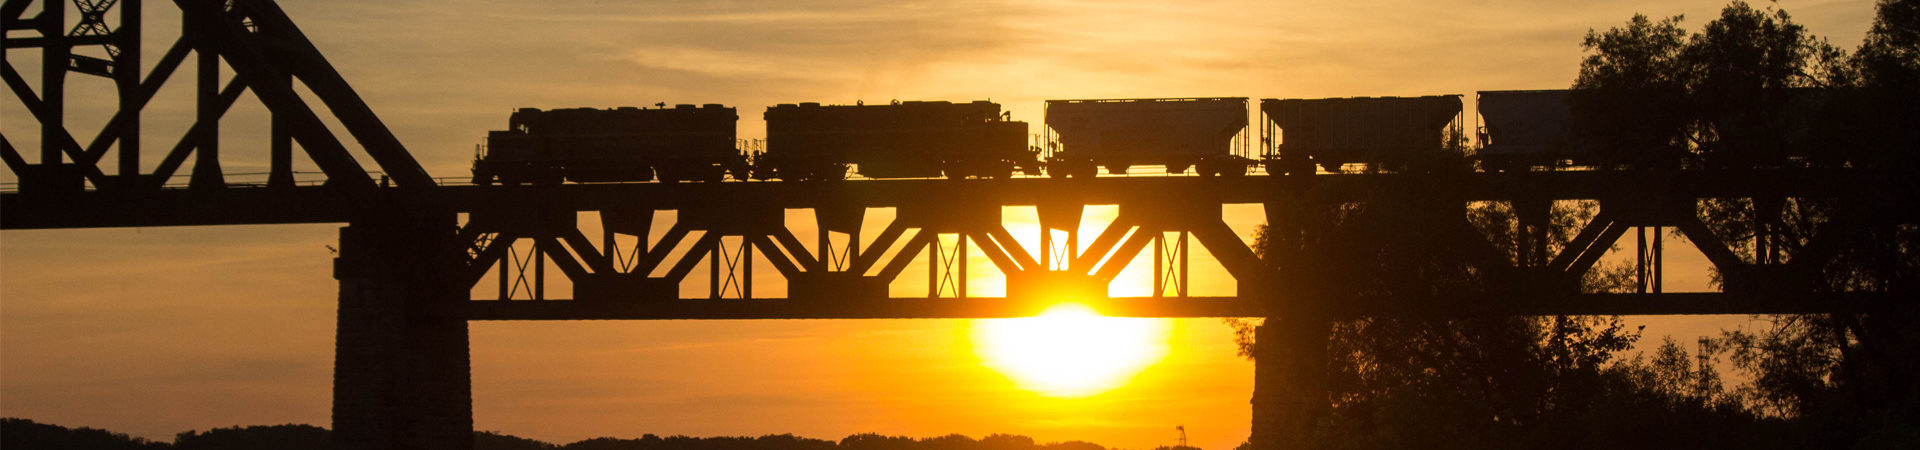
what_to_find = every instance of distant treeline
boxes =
[0,419,1175,450]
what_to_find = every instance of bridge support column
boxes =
[1249,315,1330,450]
[333,212,472,450]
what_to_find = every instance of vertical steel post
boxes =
[958,236,967,298]
[269,70,295,188]
[189,2,223,189]
[533,243,544,300]
[928,236,939,297]
[818,226,832,271]
[1040,224,1051,270]
[710,239,721,299]
[40,0,66,171]
[1153,232,1164,297]
[116,0,142,187]
[743,237,754,300]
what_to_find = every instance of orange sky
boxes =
[0,1,1874,449]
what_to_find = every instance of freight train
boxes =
[472,88,1891,184]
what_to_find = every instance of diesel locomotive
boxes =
[473,104,744,185]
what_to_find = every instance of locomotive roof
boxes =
[1260,94,1462,102]
[512,104,734,113]
[767,100,998,109]
[1045,97,1246,104]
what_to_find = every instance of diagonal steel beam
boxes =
[560,228,610,273]
[534,236,589,280]
[1674,216,1746,273]
[771,229,818,270]
[1,135,26,174]
[1189,219,1265,280]
[966,231,1024,275]
[149,77,247,185]
[235,0,433,187]
[851,221,909,273]
[640,223,693,273]
[1448,218,1517,280]
[1548,210,1617,271]
[79,37,191,166]
[1,0,31,24]
[177,0,375,191]
[464,232,520,285]
[1095,226,1158,281]
[1072,216,1137,273]
[877,230,935,282]
[987,227,1041,271]
[665,233,719,282]
[1567,220,1632,276]
[750,235,803,278]
[2,60,112,186]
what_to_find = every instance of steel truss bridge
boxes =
[4,1,1914,450]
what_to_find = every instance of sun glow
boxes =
[970,303,1172,398]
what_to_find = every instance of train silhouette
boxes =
[471,89,1883,185]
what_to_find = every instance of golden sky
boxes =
[0,1,1875,449]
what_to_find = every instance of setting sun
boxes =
[970,304,1173,398]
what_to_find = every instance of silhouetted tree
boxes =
[1039,441,1105,450]
[0,418,168,450]
[0,420,1121,450]
[1855,0,1920,88]
[1234,187,1678,449]
[477,430,559,450]
[171,424,329,450]
[1575,1,1920,447]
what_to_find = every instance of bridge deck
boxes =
[2,169,1902,229]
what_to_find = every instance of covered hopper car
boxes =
[1262,95,1463,174]
[1476,90,1577,171]
[1693,87,1888,169]
[473,104,743,185]
[1477,89,1691,171]
[1044,97,1253,177]
[761,100,1035,180]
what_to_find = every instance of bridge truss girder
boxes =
[448,172,1915,321]
[2,0,430,196]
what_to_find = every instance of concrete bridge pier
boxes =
[1249,315,1332,450]
[332,213,473,450]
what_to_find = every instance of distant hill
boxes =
[0,418,1156,450]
